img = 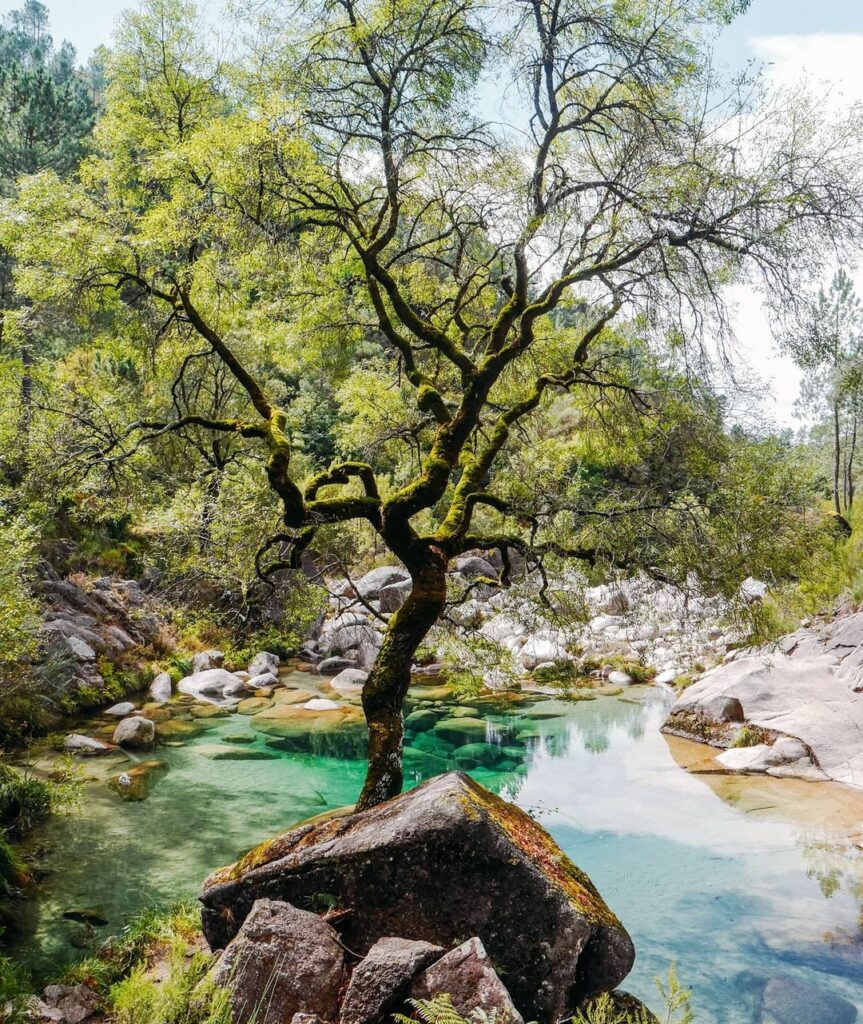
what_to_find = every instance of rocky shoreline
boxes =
[662,609,863,789]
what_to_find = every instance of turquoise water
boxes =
[10,678,863,1022]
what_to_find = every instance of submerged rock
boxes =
[214,899,344,1024]
[759,975,857,1024]
[200,772,634,1021]
[108,759,167,801]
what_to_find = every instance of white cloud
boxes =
[749,33,863,105]
[723,33,863,430]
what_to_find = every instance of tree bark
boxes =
[356,543,448,811]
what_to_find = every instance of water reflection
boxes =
[8,682,863,1023]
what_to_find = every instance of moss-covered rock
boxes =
[108,760,167,801]
[200,772,634,1023]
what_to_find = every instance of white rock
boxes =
[716,744,774,771]
[246,672,279,690]
[248,651,280,678]
[330,668,368,694]
[655,668,678,686]
[607,670,633,686]
[112,716,155,748]
[178,668,246,704]
[676,652,863,788]
[192,649,224,673]
[64,734,112,754]
[149,671,172,703]
[105,701,135,716]
[303,698,340,711]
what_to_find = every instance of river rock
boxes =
[200,772,634,1021]
[237,697,275,715]
[607,671,632,686]
[759,975,857,1024]
[303,698,340,711]
[192,649,224,673]
[105,701,135,716]
[410,937,524,1024]
[36,984,99,1024]
[247,671,279,690]
[330,668,368,694]
[340,937,444,1024]
[248,651,280,678]
[108,759,167,801]
[405,709,438,732]
[433,717,487,745]
[178,668,246,703]
[112,716,155,748]
[378,580,412,612]
[150,671,172,703]
[351,566,410,600]
[213,899,344,1024]
[317,656,358,675]
[63,734,114,756]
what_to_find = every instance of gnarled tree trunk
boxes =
[356,543,448,811]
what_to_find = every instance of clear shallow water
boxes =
[10,679,863,1022]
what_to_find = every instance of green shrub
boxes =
[0,762,53,834]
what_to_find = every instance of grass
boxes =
[64,903,202,991]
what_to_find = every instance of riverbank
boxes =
[7,670,863,1023]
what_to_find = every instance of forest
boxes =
[2,1,863,1023]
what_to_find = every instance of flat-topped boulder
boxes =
[199,772,634,1021]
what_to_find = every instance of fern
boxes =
[395,995,512,1024]
[572,992,651,1024]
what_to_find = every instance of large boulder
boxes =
[378,580,412,613]
[340,937,444,1024]
[200,772,634,1021]
[330,668,368,694]
[410,937,523,1024]
[213,899,344,1024]
[664,651,863,788]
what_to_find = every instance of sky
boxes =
[2,0,863,428]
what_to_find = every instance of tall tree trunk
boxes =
[848,407,858,512]
[356,543,448,811]
[833,399,842,516]
[199,468,223,553]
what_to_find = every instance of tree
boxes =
[5,0,863,809]
[0,0,97,489]
[785,269,863,521]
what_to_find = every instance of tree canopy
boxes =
[3,0,862,807]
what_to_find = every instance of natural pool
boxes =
[10,675,863,1022]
